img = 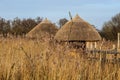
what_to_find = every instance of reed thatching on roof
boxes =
[26,18,58,39]
[54,14,101,42]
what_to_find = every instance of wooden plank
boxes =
[117,33,120,52]
[86,49,119,54]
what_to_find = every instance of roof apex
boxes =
[72,14,85,22]
[41,18,51,23]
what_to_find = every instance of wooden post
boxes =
[95,42,97,49]
[117,33,120,51]
[114,53,118,80]
[93,42,97,57]
[90,42,93,49]
[86,42,89,49]
[99,52,102,80]
[114,33,119,79]
[112,44,115,50]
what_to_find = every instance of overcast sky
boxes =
[0,0,120,29]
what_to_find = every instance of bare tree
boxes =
[100,13,120,40]
[58,18,68,28]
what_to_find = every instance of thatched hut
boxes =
[26,18,58,39]
[54,14,101,49]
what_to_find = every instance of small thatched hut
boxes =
[26,18,58,39]
[54,14,101,49]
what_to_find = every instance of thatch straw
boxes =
[54,14,101,42]
[26,18,58,39]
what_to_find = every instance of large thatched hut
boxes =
[54,14,101,49]
[26,18,58,39]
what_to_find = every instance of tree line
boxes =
[100,13,120,41]
[0,17,43,37]
[1,13,120,41]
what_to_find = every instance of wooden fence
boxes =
[85,33,120,63]
[86,49,120,63]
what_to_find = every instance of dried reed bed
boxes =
[0,37,120,80]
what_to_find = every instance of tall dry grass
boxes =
[0,37,120,80]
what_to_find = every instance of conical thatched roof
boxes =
[54,14,101,42]
[26,18,58,38]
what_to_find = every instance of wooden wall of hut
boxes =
[86,42,97,49]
